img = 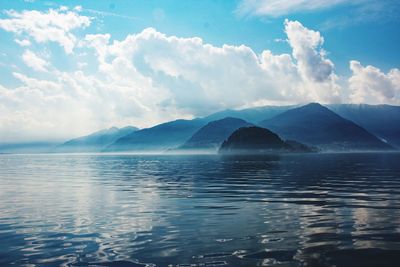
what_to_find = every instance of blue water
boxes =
[0,153,400,267]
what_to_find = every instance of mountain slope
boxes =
[260,103,392,151]
[219,126,313,153]
[178,117,253,150]
[106,119,206,151]
[57,126,138,152]
[204,105,296,124]
[327,104,400,148]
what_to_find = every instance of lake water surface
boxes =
[1,153,400,266]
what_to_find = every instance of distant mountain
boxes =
[327,104,400,148]
[0,142,59,154]
[219,126,313,154]
[178,117,253,150]
[260,103,393,151]
[106,119,206,151]
[204,105,296,124]
[57,126,138,152]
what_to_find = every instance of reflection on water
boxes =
[1,153,400,266]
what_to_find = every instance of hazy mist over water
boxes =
[1,153,400,266]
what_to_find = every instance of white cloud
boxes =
[84,33,111,64]
[236,0,353,17]
[284,19,334,82]
[0,14,396,142]
[349,61,400,104]
[22,50,49,72]
[59,6,69,12]
[95,25,340,110]
[15,39,31,47]
[0,70,158,142]
[0,19,344,142]
[0,7,91,53]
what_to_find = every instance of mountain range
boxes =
[203,105,296,124]
[177,117,253,150]
[56,126,138,152]
[105,119,206,151]
[260,103,392,151]
[327,104,400,148]
[1,103,398,153]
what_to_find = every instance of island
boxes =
[219,126,315,154]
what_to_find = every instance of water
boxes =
[1,153,400,267]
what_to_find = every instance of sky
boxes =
[0,0,399,142]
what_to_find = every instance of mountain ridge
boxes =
[327,104,400,148]
[1,103,399,153]
[106,119,207,151]
[57,126,138,152]
[260,103,393,151]
[178,117,253,150]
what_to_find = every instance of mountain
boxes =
[260,103,393,151]
[204,105,296,124]
[57,126,138,152]
[106,119,207,151]
[178,117,253,150]
[219,126,313,154]
[0,142,59,154]
[327,104,400,148]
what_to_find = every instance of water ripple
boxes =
[0,153,400,266]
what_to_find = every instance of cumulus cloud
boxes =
[87,25,340,111]
[0,7,91,53]
[0,70,162,142]
[349,61,400,104]
[0,18,343,141]
[0,9,395,142]
[285,19,334,82]
[84,33,111,65]
[22,50,49,72]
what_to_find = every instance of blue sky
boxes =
[0,0,399,141]
[2,0,397,73]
